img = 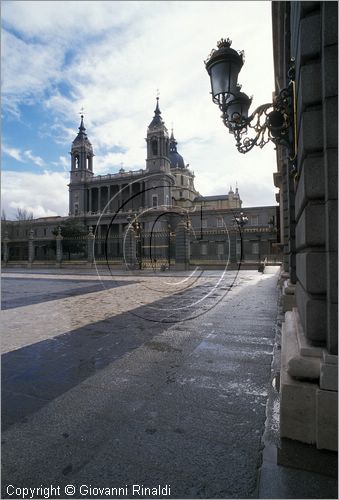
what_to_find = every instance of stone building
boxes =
[272,1,337,456]
[2,98,279,266]
[68,98,243,223]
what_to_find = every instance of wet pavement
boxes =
[1,267,337,499]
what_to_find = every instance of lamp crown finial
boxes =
[217,37,232,49]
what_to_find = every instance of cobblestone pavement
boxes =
[1,267,284,498]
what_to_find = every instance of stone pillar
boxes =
[124,225,136,268]
[55,226,63,267]
[287,172,296,284]
[28,229,34,267]
[3,231,9,265]
[98,187,101,213]
[129,184,133,211]
[87,226,95,263]
[175,220,190,271]
[139,182,144,209]
[118,185,123,211]
[89,189,92,213]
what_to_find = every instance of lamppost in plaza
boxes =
[204,38,296,158]
[233,212,248,263]
[127,214,143,270]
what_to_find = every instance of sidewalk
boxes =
[1,268,337,499]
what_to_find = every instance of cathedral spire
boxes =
[169,128,185,169]
[169,128,178,152]
[155,96,160,115]
[73,113,90,145]
[79,114,86,132]
[148,97,165,129]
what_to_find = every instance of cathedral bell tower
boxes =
[69,115,94,216]
[144,98,174,217]
[146,98,171,173]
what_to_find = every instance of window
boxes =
[201,219,207,228]
[217,243,224,255]
[201,243,208,255]
[74,203,79,215]
[181,175,184,186]
[151,139,158,156]
[252,242,259,254]
[165,195,170,207]
[75,156,79,169]
[44,228,47,236]
[152,195,158,208]
[179,191,183,198]
[251,215,259,226]
[217,217,223,228]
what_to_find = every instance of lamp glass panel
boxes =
[210,59,242,98]
[227,95,250,122]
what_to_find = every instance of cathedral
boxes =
[2,99,278,265]
[68,97,242,234]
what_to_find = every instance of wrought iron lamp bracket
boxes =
[219,81,295,156]
[206,38,297,158]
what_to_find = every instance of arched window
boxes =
[151,139,158,156]
[75,156,79,169]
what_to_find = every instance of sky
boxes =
[1,0,278,220]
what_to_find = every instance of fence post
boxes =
[3,231,9,265]
[28,229,34,267]
[175,220,190,271]
[56,226,63,267]
[87,226,95,264]
[124,225,136,268]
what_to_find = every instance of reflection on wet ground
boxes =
[2,273,235,430]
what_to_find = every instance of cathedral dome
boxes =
[169,130,185,169]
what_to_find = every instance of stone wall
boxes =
[272,1,338,452]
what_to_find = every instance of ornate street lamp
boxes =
[233,212,248,228]
[205,38,296,157]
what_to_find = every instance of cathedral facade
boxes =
[2,99,279,266]
[68,98,242,233]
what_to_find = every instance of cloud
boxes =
[2,144,45,167]
[2,145,23,162]
[2,170,69,219]
[1,29,65,115]
[2,1,278,209]
[24,150,45,167]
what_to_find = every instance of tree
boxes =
[15,208,33,221]
[53,218,88,260]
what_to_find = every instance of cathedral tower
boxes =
[69,115,94,216]
[144,98,174,218]
[145,98,171,173]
